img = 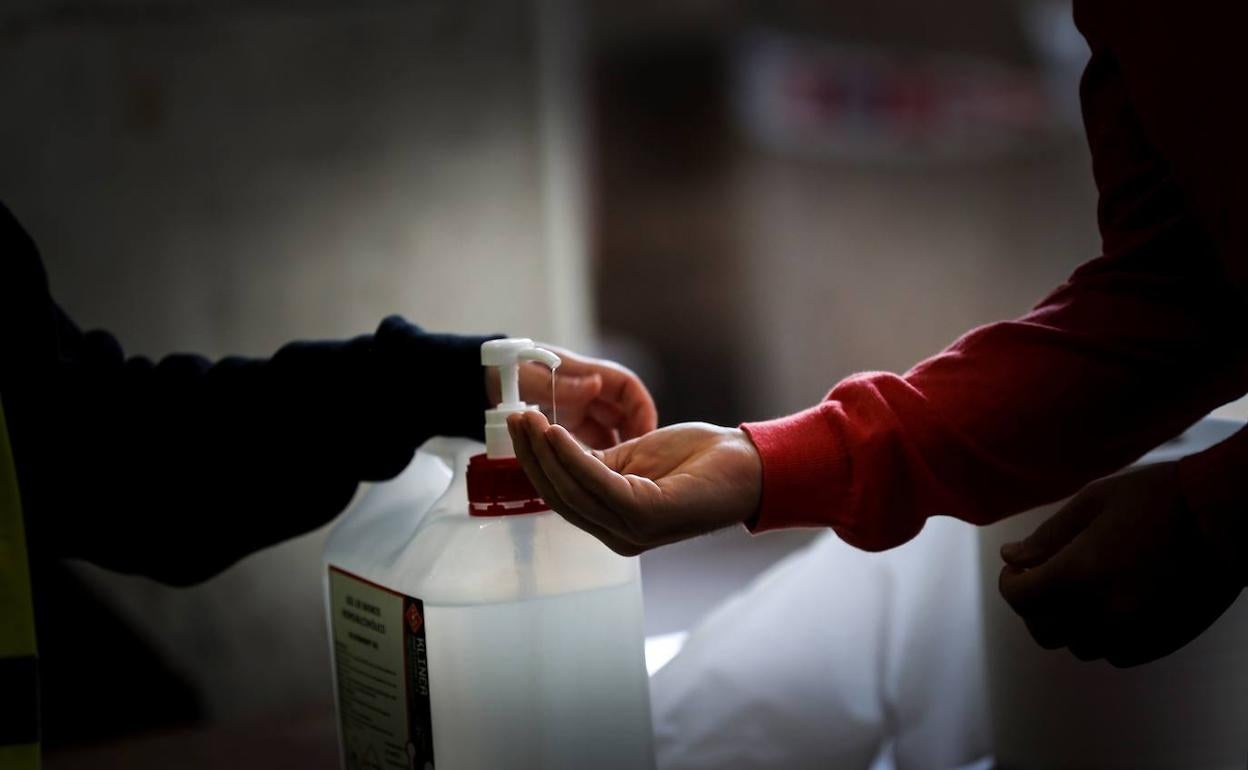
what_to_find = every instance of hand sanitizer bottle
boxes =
[324,339,655,770]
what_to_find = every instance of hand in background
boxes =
[488,345,657,449]
[509,412,762,555]
[998,462,1244,667]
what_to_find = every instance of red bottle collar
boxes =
[466,454,550,516]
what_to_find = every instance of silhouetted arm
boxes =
[0,201,498,584]
[17,307,495,584]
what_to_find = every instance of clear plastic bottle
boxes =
[324,340,655,770]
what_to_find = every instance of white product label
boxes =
[329,566,434,770]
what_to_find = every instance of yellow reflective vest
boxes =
[0,401,39,769]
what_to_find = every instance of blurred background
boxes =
[2,0,1243,765]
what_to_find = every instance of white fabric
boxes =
[651,517,988,770]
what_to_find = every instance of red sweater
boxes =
[741,0,1248,550]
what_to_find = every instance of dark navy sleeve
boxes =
[2,202,499,585]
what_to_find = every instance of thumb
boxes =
[1002,487,1102,568]
[594,435,639,474]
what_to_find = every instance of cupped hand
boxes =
[998,462,1244,667]
[508,412,763,555]
[487,345,657,449]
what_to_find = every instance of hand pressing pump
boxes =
[323,339,656,770]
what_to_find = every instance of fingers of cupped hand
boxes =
[544,425,657,538]
[1076,612,1181,669]
[512,413,570,507]
[1023,613,1072,650]
[1054,626,1160,668]
[529,423,617,523]
[1068,635,1110,662]
[1000,552,1137,662]
[1003,563,1232,668]
[548,426,637,496]
[545,423,668,551]
[999,563,1056,617]
[509,415,639,555]
[520,416,656,546]
[998,538,1101,618]
[1002,491,1103,568]
[1017,596,1113,657]
[509,411,667,554]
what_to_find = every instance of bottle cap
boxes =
[466,455,550,516]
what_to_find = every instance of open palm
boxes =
[510,413,761,555]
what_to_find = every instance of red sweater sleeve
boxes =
[742,8,1248,551]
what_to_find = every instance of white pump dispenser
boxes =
[482,338,560,458]
[323,338,655,770]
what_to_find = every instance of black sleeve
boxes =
[20,309,497,585]
[1,198,499,585]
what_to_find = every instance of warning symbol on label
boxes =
[405,603,424,634]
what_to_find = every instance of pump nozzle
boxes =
[482,338,561,458]
[518,347,561,370]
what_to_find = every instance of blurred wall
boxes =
[586,13,1248,427]
[588,5,1103,427]
[0,0,588,721]
[734,150,1098,419]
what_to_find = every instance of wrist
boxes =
[728,428,764,528]
[374,317,501,439]
[740,404,851,536]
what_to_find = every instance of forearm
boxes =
[741,30,1248,551]
[18,312,497,584]
[744,246,1248,551]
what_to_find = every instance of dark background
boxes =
[8,0,1226,765]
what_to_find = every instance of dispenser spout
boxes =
[519,347,561,370]
[481,338,561,458]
